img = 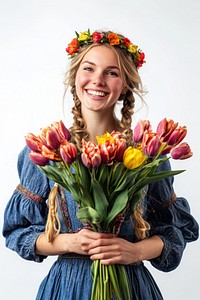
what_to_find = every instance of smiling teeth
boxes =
[87,90,106,96]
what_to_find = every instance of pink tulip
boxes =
[170,142,193,160]
[156,118,178,142]
[133,120,151,143]
[167,126,187,146]
[142,131,162,157]
[29,151,49,166]
[81,140,101,168]
[25,133,42,152]
[60,141,77,164]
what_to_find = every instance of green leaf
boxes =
[76,155,91,191]
[91,178,109,223]
[76,206,102,224]
[105,189,129,229]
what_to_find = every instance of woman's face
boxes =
[75,45,125,113]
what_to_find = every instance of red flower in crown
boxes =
[123,38,131,47]
[92,32,104,43]
[137,52,145,68]
[66,38,79,55]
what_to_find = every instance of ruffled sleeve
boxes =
[146,158,199,272]
[3,146,50,262]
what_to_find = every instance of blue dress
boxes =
[3,146,199,300]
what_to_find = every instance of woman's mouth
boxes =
[86,89,108,97]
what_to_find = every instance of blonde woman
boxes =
[3,30,199,300]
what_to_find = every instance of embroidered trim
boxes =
[161,192,177,209]
[16,184,44,203]
[57,186,73,233]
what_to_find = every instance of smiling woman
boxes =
[2,29,199,300]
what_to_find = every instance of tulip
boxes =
[25,133,42,152]
[41,145,61,161]
[142,131,162,157]
[156,118,178,142]
[52,120,71,141]
[100,141,117,165]
[115,139,127,162]
[123,146,147,169]
[133,120,151,143]
[60,140,77,164]
[170,142,193,160]
[29,151,49,166]
[81,140,101,168]
[40,127,61,150]
[167,126,187,146]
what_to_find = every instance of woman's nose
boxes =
[92,72,105,86]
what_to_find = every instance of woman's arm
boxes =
[35,229,115,256]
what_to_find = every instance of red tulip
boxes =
[25,133,42,152]
[170,142,193,160]
[40,127,61,150]
[133,120,151,143]
[52,120,71,141]
[29,151,49,166]
[60,140,77,164]
[81,140,101,168]
[100,140,117,165]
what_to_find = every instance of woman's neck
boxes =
[82,109,119,142]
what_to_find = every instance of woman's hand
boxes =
[88,235,140,265]
[67,229,115,256]
[88,235,164,265]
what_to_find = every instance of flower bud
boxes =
[170,142,193,160]
[123,146,147,169]
[60,141,77,164]
[142,131,162,157]
[133,120,151,143]
[29,151,49,166]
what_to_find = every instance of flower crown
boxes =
[66,29,145,69]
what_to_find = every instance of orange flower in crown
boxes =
[65,29,146,68]
[107,33,120,45]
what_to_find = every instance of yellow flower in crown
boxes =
[96,132,115,146]
[78,31,91,41]
[128,44,138,54]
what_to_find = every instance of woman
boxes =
[3,30,199,300]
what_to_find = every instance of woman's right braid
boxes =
[70,88,88,150]
[119,92,135,145]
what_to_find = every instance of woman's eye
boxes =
[107,71,119,77]
[83,67,93,72]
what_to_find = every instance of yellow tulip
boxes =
[123,146,147,169]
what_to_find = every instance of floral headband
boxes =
[66,29,145,69]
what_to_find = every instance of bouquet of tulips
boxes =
[25,118,192,300]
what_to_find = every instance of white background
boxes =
[0,0,200,299]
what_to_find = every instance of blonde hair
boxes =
[46,32,150,242]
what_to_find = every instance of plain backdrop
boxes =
[0,0,200,299]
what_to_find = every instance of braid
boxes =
[133,202,150,240]
[118,91,135,145]
[69,87,88,151]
